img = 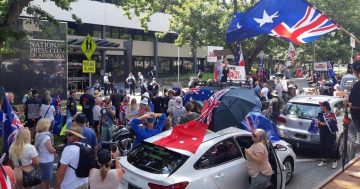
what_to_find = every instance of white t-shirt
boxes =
[40,104,56,122]
[93,105,102,121]
[261,87,269,101]
[275,83,284,97]
[35,133,54,163]
[10,144,38,166]
[60,142,88,189]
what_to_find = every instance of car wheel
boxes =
[283,157,294,184]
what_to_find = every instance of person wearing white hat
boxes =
[142,92,154,112]
[168,96,185,126]
[138,98,150,118]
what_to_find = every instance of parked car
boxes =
[276,95,345,152]
[119,127,296,189]
[340,74,357,93]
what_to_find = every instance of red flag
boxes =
[153,121,208,154]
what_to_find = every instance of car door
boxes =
[237,135,285,189]
[333,100,344,136]
[198,137,247,189]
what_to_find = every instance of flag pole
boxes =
[340,27,360,45]
[177,47,180,83]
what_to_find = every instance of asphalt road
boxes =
[287,123,360,189]
[287,148,341,189]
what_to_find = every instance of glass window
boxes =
[194,138,242,169]
[105,26,111,38]
[119,28,130,40]
[127,142,189,174]
[111,27,119,39]
[93,25,102,38]
[283,103,321,119]
[236,136,253,158]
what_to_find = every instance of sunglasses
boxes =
[66,133,74,137]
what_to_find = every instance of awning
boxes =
[67,38,126,51]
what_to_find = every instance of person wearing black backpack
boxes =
[56,124,96,189]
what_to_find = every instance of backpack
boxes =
[68,143,96,178]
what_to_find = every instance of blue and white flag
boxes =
[327,62,337,86]
[308,119,318,134]
[1,87,23,152]
[241,112,280,142]
[226,0,338,44]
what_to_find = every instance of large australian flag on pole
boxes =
[0,87,24,152]
[226,0,338,45]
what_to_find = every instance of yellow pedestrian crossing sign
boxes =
[81,34,97,60]
[82,60,96,73]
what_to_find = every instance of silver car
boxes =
[119,127,296,189]
[276,95,345,151]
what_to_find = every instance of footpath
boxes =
[318,154,360,189]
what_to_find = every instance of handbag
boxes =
[18,160,41,187]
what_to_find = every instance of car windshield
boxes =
[343,79,357,91]
[127,142,189,175]
[283,103,321,119]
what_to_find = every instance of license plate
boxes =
[128,183,142,189]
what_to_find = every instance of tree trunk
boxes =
[245,36,271,73]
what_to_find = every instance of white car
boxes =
[119,127,296,189]
[277,95,345,151]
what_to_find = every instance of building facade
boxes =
[21,0,209,91]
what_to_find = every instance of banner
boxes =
[207,46,223,62]
[228,65,246,81]
[314,62,328,71]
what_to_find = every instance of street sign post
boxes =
[82,60,96,73]
[81,34,97,86]
[81,34,97,60]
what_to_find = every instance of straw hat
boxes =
[66,125,85,139]
[94,90,101,97]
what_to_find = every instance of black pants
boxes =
[104,84,109,96]
[129,84,135,95]
[320,128,338,160]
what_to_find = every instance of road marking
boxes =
[296,158,321,163]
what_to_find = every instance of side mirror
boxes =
[274,143,287,151]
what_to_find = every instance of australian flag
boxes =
[0,87,23,152]
[226,0,338,44]
[308,120,318,134]
[183,87,214,104]
[241,112,280,142]
[327,61,337,86]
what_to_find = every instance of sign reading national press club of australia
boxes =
[29,39,66,60]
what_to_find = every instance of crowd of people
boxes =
[3,58,360,188]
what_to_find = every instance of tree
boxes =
[0,0,81,55]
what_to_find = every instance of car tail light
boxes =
[276,115,286,123]
[148,182,189,189]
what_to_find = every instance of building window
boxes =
[119,28,130,40]
[111,27,120,39]
[158,57,171,74]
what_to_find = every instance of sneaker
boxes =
[332,161,337,169]
[318,161,326,167]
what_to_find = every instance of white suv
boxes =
[276,95,345,151]
[119,127,296,189]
